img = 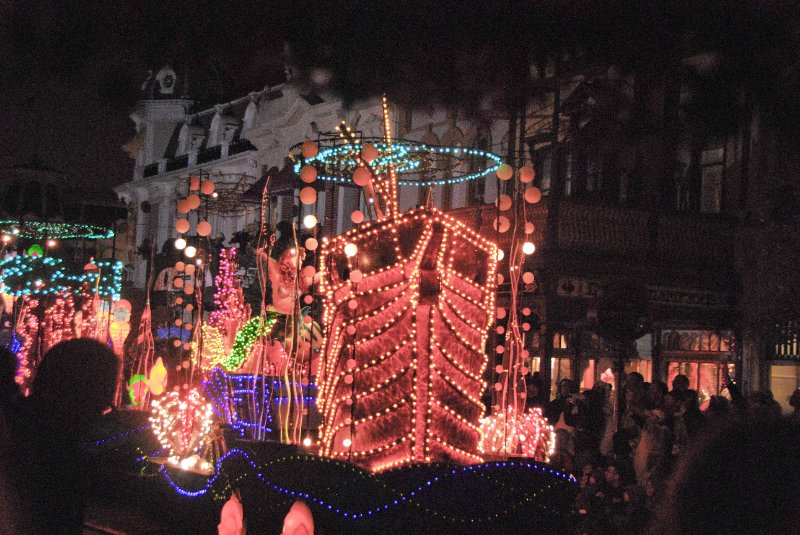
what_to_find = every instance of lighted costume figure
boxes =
[109,299,132,357]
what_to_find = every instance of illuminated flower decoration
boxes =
[148,357,168,396]
[191,324,226,371]
[127,373,149,406]
[150,387,214,461]
[479,406,555,462]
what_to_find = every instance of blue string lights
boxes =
[293,140,502,188]
[202,368,318,440]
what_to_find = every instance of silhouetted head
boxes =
[671,374,689,393]
[30,339,119,430]
[652,418,800,534]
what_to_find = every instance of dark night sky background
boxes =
[0,0,798,189]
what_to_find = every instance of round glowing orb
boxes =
[184,246,197,258]
[176,218,190,234]
[303,214,318,229]
[342,438,352,448]
[177,199,190,214]
[522,272,535,284]
[493,216,510,233]
[302,437,313,447]
[300,165,317,184]
[522,241,536,255]
[353,167,371,187]
[305,237,318,251]
[189,176,200,191]
[344,242,358,257]
[524,186,542,204]
[496,163,514,180]
[200,180,215,195]
[174,238,187,250]
[187,194,201,210]
[496,249,505,261]
[497,194,512,211]
[299,187,317,205]
[519,165,536,183]
[351,210,364,224]
[196,221,212,237]
[525,222,535,234]
[361,143,379,163]
[301,140,319,158]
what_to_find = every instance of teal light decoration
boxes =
[293,139,502,188]
[0,220,114,240]
[0,255,123,300]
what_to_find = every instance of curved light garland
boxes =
[293,139,502,188]
[0,220,114,240]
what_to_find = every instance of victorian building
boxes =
[116,55,800,406]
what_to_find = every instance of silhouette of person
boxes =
[651,417,800,534]
[2,339,120,534]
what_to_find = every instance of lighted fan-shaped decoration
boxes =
[478,406,555,462]
[150,387,214,461]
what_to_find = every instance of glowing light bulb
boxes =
[184,246,197,258]
[343,438,352,448]
[303,214,318,229]
[496,249,505,261]
[1,234,10,243]
[175,238,187,250]
[46,239,57,248]
[303,437,312,447]
[344,243,358,257]
[522,242,536,255]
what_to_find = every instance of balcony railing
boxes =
[142,163,159,178]
[165,154,189,172]
[449,197,735,268]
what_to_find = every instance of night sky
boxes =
[1,0,798,188]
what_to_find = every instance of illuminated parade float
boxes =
[3,100,573,533]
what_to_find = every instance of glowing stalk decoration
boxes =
[209,248,250,353]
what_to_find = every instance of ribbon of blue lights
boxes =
[159,448,577,521]
[83,425,152,447]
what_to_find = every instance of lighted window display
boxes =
[580,358,652,390]
[666,361,733,409]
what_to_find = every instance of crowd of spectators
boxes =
[534,369,800,534]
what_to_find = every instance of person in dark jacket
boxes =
[2,339,119,535]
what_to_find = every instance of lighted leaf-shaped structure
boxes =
[317,207,497,471]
